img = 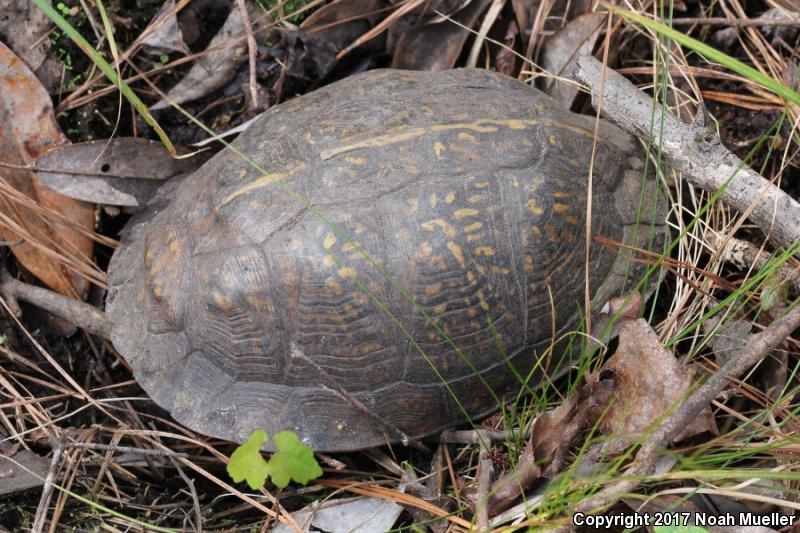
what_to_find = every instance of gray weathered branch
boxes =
[574,55,800,256]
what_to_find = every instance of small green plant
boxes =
[56,1,78,17]
[227,429,322,490]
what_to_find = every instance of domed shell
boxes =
[106,68,664,451]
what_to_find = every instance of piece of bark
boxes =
[574,55,800,258]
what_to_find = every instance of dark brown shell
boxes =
[106,68,664,451]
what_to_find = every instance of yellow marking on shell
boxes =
[429,255,446,269]
[565,215,580,225]
[453,208,479,220]
[321,118,595,159]
[424,282,443,297]
[211,291,233,311]
[526,198,544,216]
[238,168,248,178]
[419,241,433,256]
[447,242,465,268]
[304,131,315,145]
[477,291,490,311]
[406,197,418,215]
[433,304,448,316]
[145,249,154,261]
[396,228,411,241]
[474,246,495,256]
[345,156,366,165]
[321,127,428,159]
[323,233,337,250]
[244,296,266,312]
[475,181,489,189]
[492,266,511,275]
[466,233,484,242]
[338,267,357,280]
[444,191,456,204]
[553,191,569,198]
[476,265,487,275]
[325,276,343,295]
[553,203,570,214]
[434,142,445,159]
[148,252,170,275]
[458,132,477,143]
[342,242,357,252]
[548,134,558,145]
[152,285,162,298]
[421,218,456,238]
[430,193,437,208]
[487,205,500,214]
[467,194,483,203]
[222,163,307,205]
[464,221,483,232]
[360,343,382,355]
[466,271,477,284]
[512,176,520,188]
[323,255,336,267]
[524,255,534,273]
[532,226,542,236]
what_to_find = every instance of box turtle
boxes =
[99,69,663,451]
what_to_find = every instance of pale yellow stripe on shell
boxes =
[221,163,308,205]
[320,118,595,160]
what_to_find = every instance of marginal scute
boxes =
[106,68,666,451]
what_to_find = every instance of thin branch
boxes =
[574,55,800,257]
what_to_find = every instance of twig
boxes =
[709,233,800,294]
[439,429,530,444]
[32,436,64,533]
[550,304,800,531]
[0,269,111,338]
[671,16,800,27]
[170,456,203,532]
[574,56,800,257]
[64,442,189,458]
[475,430,493,532]
[235,0,259,110]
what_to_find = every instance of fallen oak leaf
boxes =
[599,318,718,453]
[0,41,95,297]
[33,138,208,207]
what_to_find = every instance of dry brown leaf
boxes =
[0,0,52,70]
[151,1,271,110]
[298,0,384,79]
[141,0,191,56]
[391,0,493,70]
[488,376,615,516]
[34,138,207,207]
[0,41,94,297]
[541,12,605,107]
[600,318,718,448]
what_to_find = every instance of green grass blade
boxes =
[603,2,800,106]
[32,0,175,153]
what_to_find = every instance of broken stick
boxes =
[574,55,800,257]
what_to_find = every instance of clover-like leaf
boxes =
[266,431,324,488]
[226,429,271,490]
